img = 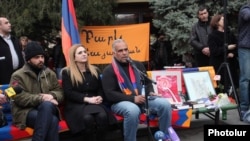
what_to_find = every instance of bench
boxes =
[0,66,239,140]
[0,83,68,141]
[0,84,192,141]
[0,101,192,140]
[0,103,237,141]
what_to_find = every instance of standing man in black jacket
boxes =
[0,17,24,84]
[189,5,211,67]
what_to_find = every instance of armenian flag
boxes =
[61,0,81,65]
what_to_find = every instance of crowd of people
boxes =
[0,15,172,141]
[0,2,250,141]
[189,3,250,122]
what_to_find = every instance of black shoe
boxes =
[240,111,246,121]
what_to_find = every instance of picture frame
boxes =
[198,66,217,88]
[165,68,187,95]
[147,70,183,104]
[183,71,216,101]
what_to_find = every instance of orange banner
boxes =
[80,23,150,64]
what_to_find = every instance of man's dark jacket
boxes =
[101,60,154,104]
[0,36,24,84]
[238,4,250,49]
[190,20,211,54]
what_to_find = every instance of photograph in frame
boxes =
[183,71,216,101]
[165,68,187,95]
[148,70,183,104]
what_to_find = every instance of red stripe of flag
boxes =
[61,0,81,65]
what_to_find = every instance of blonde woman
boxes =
[61,44,116,141]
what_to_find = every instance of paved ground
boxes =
[137,109,248,141]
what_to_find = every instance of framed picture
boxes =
[183,71,216,101]
[147,70,183,104]
[198,66,217,88]
[165,68,187,95]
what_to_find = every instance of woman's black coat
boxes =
[62,69,117,134]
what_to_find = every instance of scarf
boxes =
[112,58,142,95]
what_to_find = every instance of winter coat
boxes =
[0,36,24,84]
[208,30,238,71]
[190,20,212,54]
[208,29,239,89]
[9,63,64,129]
[62,69,117,134]
[238,4,250,49]
[53,44,66,68]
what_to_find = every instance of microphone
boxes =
[126,57,132,63]
[126,57,157,85]
[154,130,166,141]
[126,57,137,69]
[0,56,5,60]
[4,86,23,99]
[126,57,147,76]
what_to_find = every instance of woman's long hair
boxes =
[63,44,99,86]
[210,14,223,30]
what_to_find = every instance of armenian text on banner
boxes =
[80,23,150,64]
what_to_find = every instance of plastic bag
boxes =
[211,93,231,108]
[216,93,231,107]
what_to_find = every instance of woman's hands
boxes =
[84,96,103,104]
[228,44,236,50]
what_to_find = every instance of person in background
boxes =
[62,44,116,141]
[149,34,157,70]
[0,17,24,85]
[208,14,238,94]
[19,36,28,51]
[36,38,51,69]
[19,36,29,60]
[189,5,211,67]
[150,33,174,70]
[182,52,195,68]
[53,37,66,79]
[238,2,250,121]
[101,39,172,141]
[9,41,64,141]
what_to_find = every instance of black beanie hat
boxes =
[25,41,45,61]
